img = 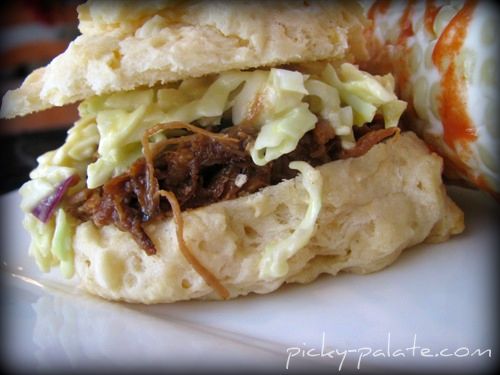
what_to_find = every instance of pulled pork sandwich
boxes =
[0,0,464,303]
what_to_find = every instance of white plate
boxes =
[1,186,497,372]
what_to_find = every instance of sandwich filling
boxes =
[20,62,406,281]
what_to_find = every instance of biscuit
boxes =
[73,132,464,303]
[1,0,367,118]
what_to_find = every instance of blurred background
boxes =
[0,0,83,194]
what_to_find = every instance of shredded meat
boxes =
[342,127,399,159]
[65,121,395,254]
[158,189,230,299]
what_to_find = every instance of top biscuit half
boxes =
[0,0,368,119]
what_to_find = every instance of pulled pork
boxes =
[65,121,396,254]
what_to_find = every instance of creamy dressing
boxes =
[368,0,498,192]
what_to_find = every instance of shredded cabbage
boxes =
[88,104,149,187]
[169,72,248,123]
[246,69,315,164]
[19,113,98,212]
[20,163,75,212]
[321,63,407,143]
[51,209,76,278]
[23,214,56,273]
[259,161,323,279]
[250,104,317,166]
[231,70,268,124]
[22,208,75,278]
[19,109,98,276]
[81,63,405,187]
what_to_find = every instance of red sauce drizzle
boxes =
[394,1,415,92]
[432,0,478,149]
[365,0,392,42]
[397,0,415,45]
[367,0,391,20]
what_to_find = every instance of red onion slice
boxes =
[31,175,79,223]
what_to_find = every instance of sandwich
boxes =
[363,0,499,198]
[0,0,464,303]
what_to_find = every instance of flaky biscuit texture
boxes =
[1,0,367,118]
[73,132,464,303]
